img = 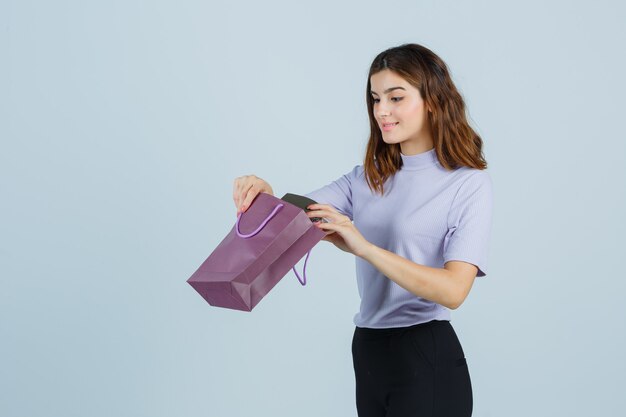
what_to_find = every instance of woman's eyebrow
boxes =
[370,86,406,95]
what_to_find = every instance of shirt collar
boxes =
[400,147,439,170]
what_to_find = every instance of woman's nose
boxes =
[376,103,391,118]
[377,108,390,119]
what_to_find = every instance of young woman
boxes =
[233,43,492,417]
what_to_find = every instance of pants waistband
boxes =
[354,319,449,339]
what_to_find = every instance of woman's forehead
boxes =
[371,74,417,95]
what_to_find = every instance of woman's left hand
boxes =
[306,204,372,258]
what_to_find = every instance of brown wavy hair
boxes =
[363,43,487,196]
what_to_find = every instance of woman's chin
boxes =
[381,135,403,145]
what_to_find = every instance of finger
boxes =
[237,182,253,211]
[234,178,250,210]
[240,184,259,212]
[308,209,340,222]
[233,178,242,208]
[320,234,333,242]
[315,222,336,236]
[307,203,337,213]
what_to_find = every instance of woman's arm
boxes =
[307,198,484,310]
[359,243,478,310]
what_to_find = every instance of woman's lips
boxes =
[382,122,399,132]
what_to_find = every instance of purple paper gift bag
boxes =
[187,192,326,311]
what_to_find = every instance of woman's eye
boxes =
[372,97,403,103]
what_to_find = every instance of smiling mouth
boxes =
[382,122,399,131]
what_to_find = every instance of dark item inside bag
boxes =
[280,193,328,223]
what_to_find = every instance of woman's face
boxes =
[370,69,433,154]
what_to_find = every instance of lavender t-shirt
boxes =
[304,147,494,329]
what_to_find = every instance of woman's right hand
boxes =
[233,175,274,215]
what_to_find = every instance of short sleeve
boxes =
[303,165,359,221]
[443,170,494,277]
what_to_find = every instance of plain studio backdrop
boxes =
[1,1,625,416]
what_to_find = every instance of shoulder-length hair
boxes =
[363,43,487,196]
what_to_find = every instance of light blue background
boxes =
[2,1,625,416]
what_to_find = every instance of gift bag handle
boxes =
[235,203,311,286]
[291,249,311,286]
[236,203,285,238]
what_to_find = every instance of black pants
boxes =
[352,319,473,417]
